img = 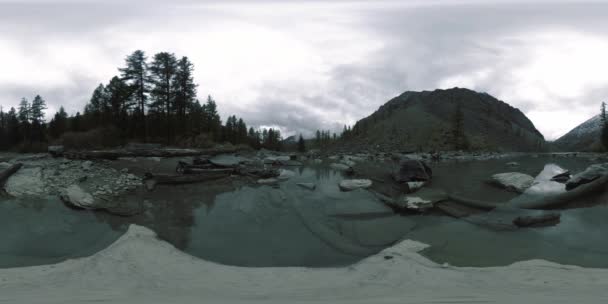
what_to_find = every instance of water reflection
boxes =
[3,155,607,269]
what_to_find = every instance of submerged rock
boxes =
[297,183,316,190]
[392,188,447,212]
[258,178,279,185]
[406,181,426,193]
[339,179,372,191]
[566,163,608,191]
[392,160,432,183]
[489,172,534,193]
[277,169,295,180]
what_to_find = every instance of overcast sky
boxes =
[1,0,607,140]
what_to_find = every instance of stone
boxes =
[406,181,426,193]
[490,172,534,193]
[4,167,45,197]
[47,145,64,157]
[210,155,247,167]
[258,178,279,185]
[330,163,351,171]
[82,160,93,170]
[297,183,316,190]
[61,184,96,209]
[392,160,432,183]
[397,188,448,211]
[565,163,608,191]
[339,179,372,191]
[277,169,295,180]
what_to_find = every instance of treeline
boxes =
[0,50,284,151]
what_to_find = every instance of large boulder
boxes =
[61,184,96,209]
[339,179,372,191]
[47,145,64,157]
[61,184,142,216]
[392,160,432,183]
[489,172,534,193]
[4,167,45,197]
[566,163,608,191]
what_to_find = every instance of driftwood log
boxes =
[64,147,241,160]
[144,171,232,190]
[446,173,608,211]
[513,213,561,227]
[0,163,23,188]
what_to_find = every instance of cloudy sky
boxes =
[1,0,607,140]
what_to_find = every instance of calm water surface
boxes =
[2,154,607,268]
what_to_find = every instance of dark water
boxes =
[0,196,126,268]
[2,154,607,268]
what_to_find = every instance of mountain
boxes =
[342,88,545,152]
[553,115,603,151]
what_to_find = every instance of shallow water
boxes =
[2,154,607,269]
[0,196,125,268]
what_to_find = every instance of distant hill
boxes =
[553,115,603,151]
[341,88,546,152]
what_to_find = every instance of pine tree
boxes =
[105,76,133,132]
[30,95,47,142]
[149,52,178,143]
[173,56,197,137]
[17,98,31,142]
[297,134,306,152]
[119,50,150,139]
[48,107,68,138]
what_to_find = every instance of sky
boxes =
[1,0,608,140]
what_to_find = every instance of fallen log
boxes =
[0,163,23,188]
[446,173,608,211]
[64,147,241,160]
[513,213,561,228]
[144,171,231,190]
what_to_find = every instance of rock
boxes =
[341,159,356,167]
[297,183,316,190]
[339,179,372,191]
[82,160,93,170]
[121,168,129,173]
[489,172,534,193]
[396,188,448,211]
[277,169,295,180]
[565,163,608,191]
[210,155,247,167]
[61,184,96,209]
[47,145,64,157]
[258,178,279,185]
[551,171,571,183]
[521,164,567,197]
[283,160,303,166]
[406,181,426,193]
[392,160,432,183]
[330,163,351,171]
[4,167,45,197]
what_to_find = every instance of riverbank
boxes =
[1,224,607,304]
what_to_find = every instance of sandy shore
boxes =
[1,224,607,304]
